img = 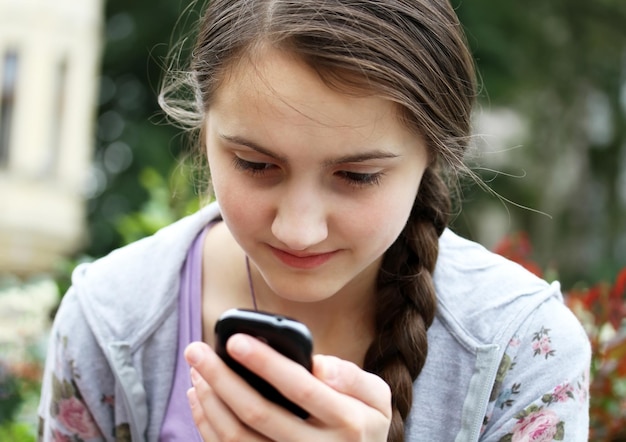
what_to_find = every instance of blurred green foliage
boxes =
[0,423,34,442]
[0,361,22,424]
[86,0,204,256]
[0,357,41,442]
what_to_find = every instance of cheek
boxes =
[209,167,272,240]
[344,183,418,254]
[213,180,265,229]
[208,157,250,223]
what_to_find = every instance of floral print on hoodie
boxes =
[38,329,130,442]
[482,305,589,442]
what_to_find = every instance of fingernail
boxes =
[228,334,251,356]
[185,343,204,366]
[187,388,197,407]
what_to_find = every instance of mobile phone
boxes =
[214,308,314,419]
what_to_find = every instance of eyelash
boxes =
[336,171,384,187]
[232,156,384,188]
[232,156,275,176]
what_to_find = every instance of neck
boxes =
[247,261,378,366]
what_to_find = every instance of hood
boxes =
[433,228,561,352]
[71,203,222,351]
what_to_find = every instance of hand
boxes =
[184,334,392,441]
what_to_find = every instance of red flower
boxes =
[571,284,603,315]
[493,232,543,277]
[612,268,626,299]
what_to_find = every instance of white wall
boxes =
[0,0,103,274]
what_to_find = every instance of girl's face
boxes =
[205,49,429,304]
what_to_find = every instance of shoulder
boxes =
[406,231,589,440]
[67,202,222,345]
[481,294,590,440]
[434,229,565,349]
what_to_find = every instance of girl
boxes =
[38,1,590,441]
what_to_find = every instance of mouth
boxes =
[270,246,338,270]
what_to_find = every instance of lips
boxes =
[270,246,338,269]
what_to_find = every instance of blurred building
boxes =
[0,0,103,275]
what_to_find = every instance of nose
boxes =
[271,187,329,251]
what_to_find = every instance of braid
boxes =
[363,166,450,442]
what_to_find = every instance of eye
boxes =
[336,171,384,188]
[232,156,277,176]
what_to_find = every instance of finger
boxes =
[187,387,220,441]
[312,355,392,419]
[217,336,391,440]
[185,342,292,441]
[225,334,388,426]
[189,368,271,442]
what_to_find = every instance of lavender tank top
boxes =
[159,227,208,441]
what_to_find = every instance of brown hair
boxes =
[161,1,476,440]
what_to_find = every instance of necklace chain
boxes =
[245,256,258,311]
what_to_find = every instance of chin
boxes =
[266,277,344,304]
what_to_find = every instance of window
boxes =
[43,57,68,176]
[0,50,18,169]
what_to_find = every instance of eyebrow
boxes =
[220,134,287,162]
[220,133,400,165]
[324,151,400,166]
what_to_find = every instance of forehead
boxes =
[212,48,399,126]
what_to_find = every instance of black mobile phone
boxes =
[214,308,314,419]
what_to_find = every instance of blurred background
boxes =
[0,0,625,439]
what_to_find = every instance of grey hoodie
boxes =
[38,202,590,441]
